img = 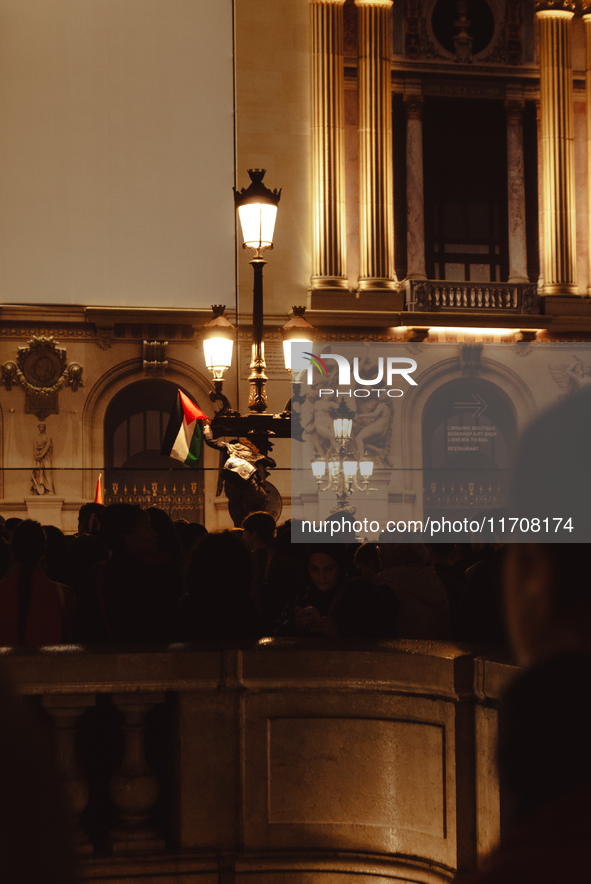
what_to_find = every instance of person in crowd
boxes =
[242,511,276,621]
[276,544,394,638]
[147,508,184,565]
[425,543,468,620]
[262,520,309,634]
[0,533,10,581]
[457,387,591,883]
[0,520,74,645]
[85,504,177,643]
[353,542,381,581]
[452,542,508,645]
[175,530,261,641]
[77,502,106,538]
[376,542,450,640]
[452,513,509,646]
[174,519,208,558]
[4,517,23,536]
[43,524,74,588]
[242,511,276,556]
[69,532,110,642]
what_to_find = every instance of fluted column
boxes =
[583,2,591,293]
[505,98,529,284]
[356,0,397,292]
[536,1,578,296]
[536,100,545,290]
[404,93,426,280]
[310,0,349,291]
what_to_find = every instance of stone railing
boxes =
[405,279,540,314]
[1,640,517,884]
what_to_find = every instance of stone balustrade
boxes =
[0,640,517,884]
[405,279,540,314]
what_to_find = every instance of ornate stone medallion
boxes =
[1,335,83,419]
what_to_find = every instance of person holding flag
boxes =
[161,389,281,526]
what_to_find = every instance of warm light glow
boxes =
[203,337,233,375]
[343,460,357,477]
[333,417,353,444]
[311,460,326,478]
[237,203,278,251]
[429,327,518,336]
[536,10,574,20]
[283,337,313,371]
[359,460,373,477]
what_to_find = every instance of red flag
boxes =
[95,474,103,505]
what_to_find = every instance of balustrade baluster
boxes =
[42,694,96,854]
[107,692,166,855]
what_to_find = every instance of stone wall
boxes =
[2,639,518,883]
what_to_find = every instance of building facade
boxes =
[0,0,589,530]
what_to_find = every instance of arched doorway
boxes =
[104,379,204,523]
[422,376,517,522]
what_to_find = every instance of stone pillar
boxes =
[107,693,166,855]
[583,2,591,294]
[356,0,398,296]
[505,98,529,284]
[310,0,349,293]
[42,694,96,855]
[536,1,578,296]
[404,92,427,280]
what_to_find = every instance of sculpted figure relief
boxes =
[354,399,391,460]
[31,423,55,495]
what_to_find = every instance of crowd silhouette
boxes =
[0,504,510,647]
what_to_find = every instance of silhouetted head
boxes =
[78,502,106,536]
[12,520,46,568]
[104,504,157,556]
[242,511,276,549]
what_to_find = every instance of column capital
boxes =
[404,94,424,120]
[583,0,591,15]
[309,0,346,4]
[354,0,393,6]
[505,98,525,125]
[535,1,575,15]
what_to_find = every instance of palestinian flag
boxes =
[161,390,208,468]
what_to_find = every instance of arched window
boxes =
[422,375,517,523]
[104,379,204,523]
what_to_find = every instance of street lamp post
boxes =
[234,169,281,414]
[202,170,314,461]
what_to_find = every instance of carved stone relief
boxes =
[0,336,83,420]
[406,0,519,66]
